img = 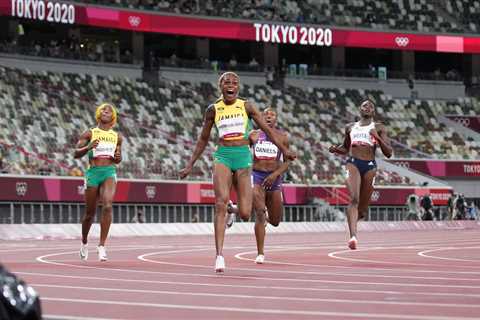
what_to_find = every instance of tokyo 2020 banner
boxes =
[389,159,480,178]
[0,176,452,205]
[1,0,480,53]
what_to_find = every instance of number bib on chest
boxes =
[254,140,279,160]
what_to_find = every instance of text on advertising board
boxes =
[254,23,332,46]
[11,0,75,24]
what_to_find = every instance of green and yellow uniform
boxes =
[213,98,253,171]
[85,127,118,188]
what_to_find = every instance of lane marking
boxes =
[18,271,480,299]
[418,247,480,263]
[32,283,480,309]
[40,297,480,320]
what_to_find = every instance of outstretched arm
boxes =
[370,123,392,158]
[179,105,215,179]
[74,130,97,159]
[328,124,352,155]
[246,101,295,160]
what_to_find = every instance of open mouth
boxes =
[226,89,235,95]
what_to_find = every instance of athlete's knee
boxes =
[102,202,113,214]
[238,206,251,221]
[214,197,229,211]
[349,197,360,207]
[255,209,266,222]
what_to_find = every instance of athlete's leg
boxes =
[345,163,361,240]
[357,169,377,221]
[265,190,283,227]
[98,177,117,247]
[253,184,267,256]
[213,163,233,257]
[82,186,99,245]
[233,167,253,222]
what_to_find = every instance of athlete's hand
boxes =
[283,149,296,161]
[113,149,121,163]
[328,145,339,154]
[248,130,259,145]
[179,165,193,179]
[88,139,99,150]
[262,174,278,190]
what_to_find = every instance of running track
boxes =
[2,229,480,320]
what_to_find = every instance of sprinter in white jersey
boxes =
[328,99,392,249]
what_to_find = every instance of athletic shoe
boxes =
[97,245,108,261]
[255,254,265,264]
[348,236,358,250]
[226,201,236,229]
[215,255,225,273]
[79,243,88,260]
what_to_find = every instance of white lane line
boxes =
[418,247,480,263]
[233,248,480,282]
[328,247,480,268]
[32,283,480,309]
[44,315,125,320]
[39,297,480,320]
[18,271,480,299]
[37,250,480,288]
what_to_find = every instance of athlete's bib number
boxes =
[217,117,245,139]
[93,142,116,158]
[254,141,279,160]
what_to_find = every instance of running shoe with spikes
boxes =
[79,243,88,260]
[348,236,358,250]
[226,200,236,229]
[97,245,108,261]
[215,255,225,273]
[255,254,265,264]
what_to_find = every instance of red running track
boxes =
[2,229,480,320]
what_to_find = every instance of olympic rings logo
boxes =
[454,117,471,127]
[394,161,410,168]
[16,182,28,196]
[128,16,142,27]
[395,37,409,47]
[145,185,156,199]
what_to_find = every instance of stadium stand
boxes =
[77,0,469,33]
[0,65,478,184]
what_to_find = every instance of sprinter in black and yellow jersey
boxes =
[179,72,295,273]
[74,103,123,262]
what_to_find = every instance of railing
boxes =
[0,202,424,224]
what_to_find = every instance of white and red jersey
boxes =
[253,130,283,161]
[350,121,376,147]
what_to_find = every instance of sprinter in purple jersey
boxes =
[248,107,290,264]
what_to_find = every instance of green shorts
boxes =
[214,145,252,171]
[85,165,117,188]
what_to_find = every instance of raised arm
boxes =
[370,123,393,158]
[246,101,295,160]
[179,105,215,179]
[328,124,352,155]
[74,129,97,159]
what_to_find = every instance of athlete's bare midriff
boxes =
[89,158,115,167]
[253,159,281,172]
[350,144,375,161]
[218,139,250,147]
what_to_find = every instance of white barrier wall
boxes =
[0,221,478,241]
